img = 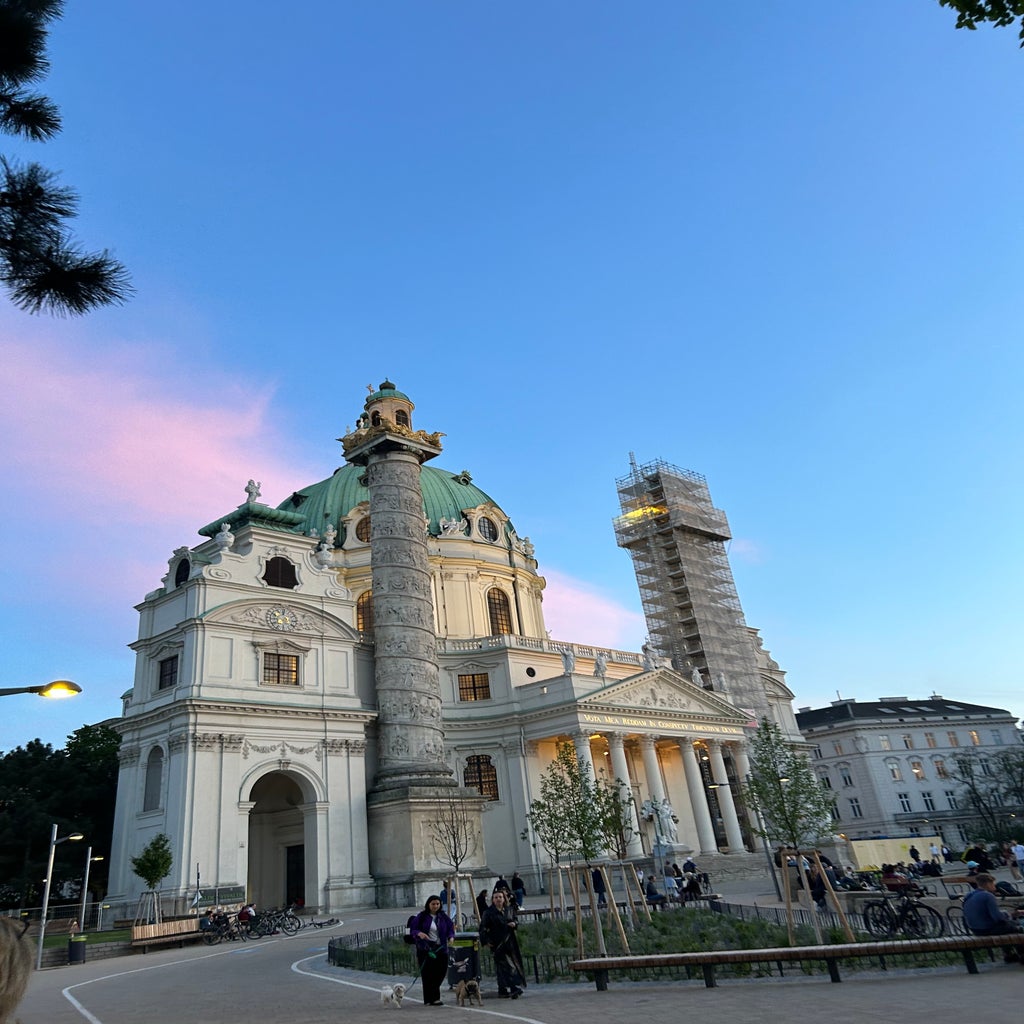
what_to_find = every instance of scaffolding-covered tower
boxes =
[614,457,767,719]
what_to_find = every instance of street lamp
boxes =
[78,848,104,933]
[0,680,82,699]
[36,824,84,970]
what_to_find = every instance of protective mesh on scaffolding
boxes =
[613,456,767,718]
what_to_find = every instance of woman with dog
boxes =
[409,894,455,1006]
[479,889,525,999]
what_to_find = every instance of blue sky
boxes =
[1,2,1021,752]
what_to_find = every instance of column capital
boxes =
[605,730,626,750]
[638,734,658,752]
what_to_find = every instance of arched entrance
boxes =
[246,771,317,909]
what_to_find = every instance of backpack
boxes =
[403,914,418,944]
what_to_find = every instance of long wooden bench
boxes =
[131,918,203,952]
[571,932,1024,990]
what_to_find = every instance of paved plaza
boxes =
[18,867,1024,1024]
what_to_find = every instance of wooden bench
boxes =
[131,918,203,952]
[571,933,1024,990]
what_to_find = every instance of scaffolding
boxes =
[613,456,767,718]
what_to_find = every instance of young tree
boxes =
[949,748,1024,840]
[742,719,835,852]
[1,0,131,313]
[936,1,1024,44]
[130,833,173,891]
[592,770,637,861]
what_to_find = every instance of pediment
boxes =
[202,600,361,642]
[579,669,749,723]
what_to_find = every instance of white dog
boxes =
[380,983,407,1008]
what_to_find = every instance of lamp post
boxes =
[77,848,104,933]
[36,824,84,970]
[0,680,81,698]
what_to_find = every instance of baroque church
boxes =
[105,381,802,911]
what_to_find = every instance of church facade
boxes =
[105,382,801,912]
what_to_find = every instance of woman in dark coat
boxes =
[408,894,456,1005]
[479,890,525,998]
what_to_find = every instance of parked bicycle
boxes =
[202,912,248,945]
[248,904,302,938]
[860,891,944,938]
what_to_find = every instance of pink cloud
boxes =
[541,569,647,652]
[0,334,321,527]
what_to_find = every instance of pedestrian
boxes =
[510,871,526,908]
[961,873,1024,961]
[929,842,940,863]
[908,845,920,865]
[1011,839,1024,880]
[476,888,489,920]
[408,894,455,1005]
[0,918,33,1024]
[591,867,607,907]
[479,890,525,999]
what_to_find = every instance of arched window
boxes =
[371,411,381,426]
[356,591,374,634]
[143,746,164,811]
[464,755,499,801]
[486,588,512,635]
[263,556,298,589]
[355,517,372,543]
[395,409,409,427]
[174,559,190,587]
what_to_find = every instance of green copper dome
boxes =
[277,464,513,539]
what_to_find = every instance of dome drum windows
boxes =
[486,588,513,636]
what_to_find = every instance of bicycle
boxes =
[202,912,248,945]
[860,890,944,938]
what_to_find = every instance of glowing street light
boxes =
[0,680,82,699]
[36,824,84,970]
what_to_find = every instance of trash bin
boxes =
[447,932,480,987]
[68,935,87,964]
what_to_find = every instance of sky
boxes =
[1,2,1021,753]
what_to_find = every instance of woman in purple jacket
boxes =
[408,895,456,1005]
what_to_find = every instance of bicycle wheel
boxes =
[202,929,222,946]
[901,903,944,938]
[861,901,897,937]
[945,905,967,935]
[281,913,300,936]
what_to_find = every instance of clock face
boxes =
[266,606,296,631]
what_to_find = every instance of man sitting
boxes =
[645,876,668,907]
[962,872,1024,962]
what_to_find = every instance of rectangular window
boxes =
[990,730,1002,745]
[924,732,937,748]
[888,763,903,782]
[902,734,914,749]
[910,759,925,780]
[947,731,959,747]
[945,790,958,810]
[878,736,892,751]
[956,824,969,844]
[819,774,832,789]
[935,758,948,779]
[898,792,912,812]
[848,798,863,819]
[969,730,980,746]
[158,656,178,690]
[263,653,299,686]
[812,745,823,760]
[979,758,993,777]
[832,741,843,756]
[457,673,491,701]
[841,769,854,787]
[922,791,936,811]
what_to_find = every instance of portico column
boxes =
[606,732,643,857]
[573,732,597,787]
[680,740,718,855]
[732,742,751,781]
[638,736,664,804]
[708,740,745,851]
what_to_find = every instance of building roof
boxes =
[796,696,1014,730]
[276,463,514,537]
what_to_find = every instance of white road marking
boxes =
[290,954,549,1024]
